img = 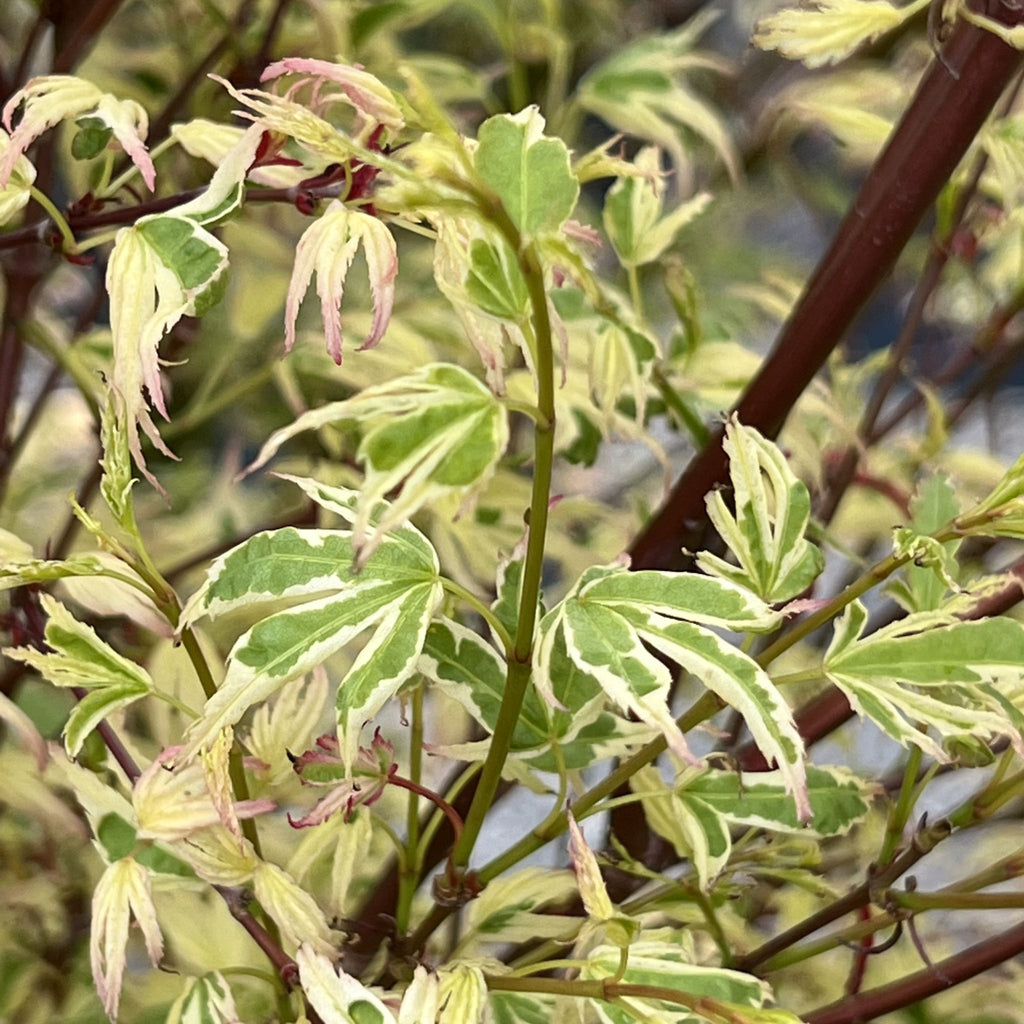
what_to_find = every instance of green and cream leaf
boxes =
[474,106,579,238]
[697,417,824,603]
[754,0,932,68]
[540,563,808,817]
[825,601,1024,759]
[3,594,153,756]
[244,363,509,565]
[180,489,443,768]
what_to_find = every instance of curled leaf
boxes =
[91,858,163,1020]
[1,75,155,190]
[285,200,398,363]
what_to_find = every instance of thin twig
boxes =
[804,917,1024,1024]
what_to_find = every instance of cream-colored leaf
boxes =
[754,0,932,68]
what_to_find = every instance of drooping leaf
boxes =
[463,867,578,945]
[474,106,579,238]
[297,943,398,1024]
[106,205,231,490]
[90,857,164,1021]
[825,601,1024,760]
[3,594,153,757]
[284,200,398,364]
[697,416,824,604]
[253,862,336,956]
[538,563,809,818]
[580,941,769,1024]
[179,495,443,769]
[245,364,509,565]
[437,963,488,1024]
[0,128,35,227]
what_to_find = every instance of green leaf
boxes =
[419,619,603,755]
[563,407,603,466]
[3,595,153,756]
[296,946,398,1024]
[66,685,149,759]
[697,416,824,603]
[71,115,113,159]
[180,508,443,769]
[474,106,579,237]
[753,0,932,69]
[824,602,1024,760]
[245,364,509,565]
[465,236,529,320]
[166,972,239,1024]
[97,813,137,860]
[539,564,809,819]
[631,766,731,889]
[136,216,225,292]
[686,765,873,835]
[0,553,106,592]
[490,993,556,1024]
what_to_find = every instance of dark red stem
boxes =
[629,0,1024,572]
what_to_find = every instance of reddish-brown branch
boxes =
[629,0,1024,572]
[805,917,1024,1024]
[52,0,130,73]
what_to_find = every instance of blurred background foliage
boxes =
[4,1,1024,1022]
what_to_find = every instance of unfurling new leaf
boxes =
[698,416,824,604]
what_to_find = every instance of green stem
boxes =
[694,888,734,968]
[877,745,923,868]
[100,136,177,198]
[759,912,901,973]
[441,577,515,656]
[769,667,825,688]
[448,202,556,871]
[502,397,550,429]
[652,364,709,448]
[29,187,77,252]
[152,689,199,720]
[416,764,481,865]
[892,889,1024,911]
